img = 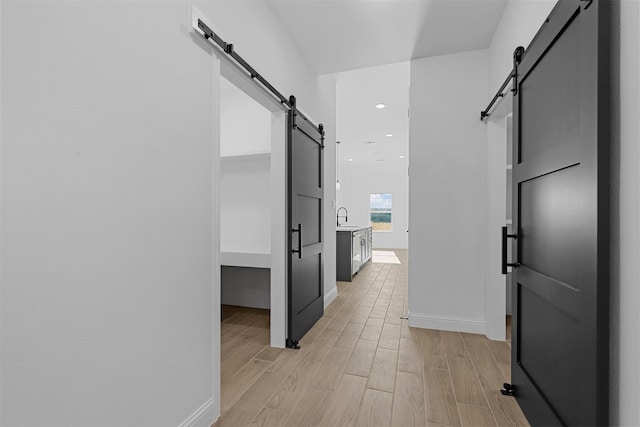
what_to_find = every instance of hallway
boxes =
[219,250,527,426]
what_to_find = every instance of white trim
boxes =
[324,285,338,309]
[408,312,486,335]
[191,6,222,422]
[220,60,285,114]
[269,110,287,349]
[210,49,222,424]
[178,398,214,427]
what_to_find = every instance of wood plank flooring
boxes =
[217,250,527,427]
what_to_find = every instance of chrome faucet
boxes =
[337,207,348,227]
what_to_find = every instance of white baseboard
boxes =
[408,312,486,335]
[178,398,214,427]
[324,286,338,308]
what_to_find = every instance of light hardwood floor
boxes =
[217,250,528,427]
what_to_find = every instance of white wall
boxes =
[220,157,271,254]
[0,1,327,426]
[220,77,272,157]
[1,3,215,425]
[337,162,409,249]
[408,49,489,334]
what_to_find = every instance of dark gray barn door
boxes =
[510,1,610,425]
[287,99,324,349]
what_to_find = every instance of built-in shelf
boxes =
[221,151,270,163]
[505,219,512,225]
[506,164,513,170]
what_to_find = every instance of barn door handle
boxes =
[292,224,302,259]
[502,226,518,274]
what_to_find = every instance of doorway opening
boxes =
[219,74,273,399]
[485,82,514,342]
[217,65,288,412]
[217,58,288,414]
[334,61,410,268]
[332,61,409,324]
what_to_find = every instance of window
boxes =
[370,193,392,231]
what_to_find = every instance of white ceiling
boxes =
[335,62,410,166]
[266,0,509,75]
[266,0,508,170]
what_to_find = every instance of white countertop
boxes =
[337,225,372,232]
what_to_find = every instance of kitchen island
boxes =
[336,226,372,281]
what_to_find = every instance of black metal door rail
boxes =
[197,19,321,134]
[480,46,525,121]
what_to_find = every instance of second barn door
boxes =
[509,0,611,425]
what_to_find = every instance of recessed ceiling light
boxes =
[375,103,386,109]
[399,155,405,159]
[347,158,354,162]
[377,159,385,162]
[386,133,393,137]
[364,141,376,144]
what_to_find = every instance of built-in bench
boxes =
[220,251,270,309]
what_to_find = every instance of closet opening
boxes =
[484,85,513,341]
[218,56,288,398]
[220,75,271,304]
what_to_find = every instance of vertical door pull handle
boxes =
[292,224,302,259]
[502,226,518,274]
